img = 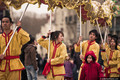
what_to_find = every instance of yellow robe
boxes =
[101,48,120,77]
[74,40,100,80]
[37,37,68,77]
[75,40,100,62]
[117,46,120,51]
[0,28,30,71]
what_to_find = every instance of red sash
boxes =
[0,56,19,64]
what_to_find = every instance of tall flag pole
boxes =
[48,10,52,59]
[80,5,82,55]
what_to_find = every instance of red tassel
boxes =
[105,67,110,77]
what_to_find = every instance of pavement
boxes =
[38,75,46,80]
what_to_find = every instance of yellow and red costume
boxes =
[101,48,120,77]
[104,42,120,51]
[74,40,100,80]
[117,46,120,51]
[0,27,30,80]
[37,36,68,80]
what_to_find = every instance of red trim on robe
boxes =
[85,40,95,54]
[52,42,57,58]
[51,64,64,66]
[109,50,113,60]
[54,74,66,76]
[0,30,25,72]
[101,51,106,52]
[9,68,25,72]
[3,56,20,60]
[17,27,21,33]
[109,72,120,74]
[19,71,21,80]
[51,65,65,76]
[2,33,5,37]
[42,41,63,76]
[0,33,8,72]
[52,41,62,58]
[104,67,110,77]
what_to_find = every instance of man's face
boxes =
[110,39,116,47]
[89,32,96,41]
[2,18,12,30]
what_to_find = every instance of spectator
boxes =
[24,36,38,80]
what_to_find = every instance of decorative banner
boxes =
[74,0,115,27]
[47,0,63,11]
[74,1,91,23]
[1,0,117,27]
[46,0,116,27]
[2,0,48,10]
[74,1,101,24]
[98,0,114,27]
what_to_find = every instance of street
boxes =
[38,75,46,80]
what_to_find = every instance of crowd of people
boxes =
[0,16,120,80]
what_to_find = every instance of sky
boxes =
[11,3,50,16]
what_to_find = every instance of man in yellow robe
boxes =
[74,29,100,80]
[0,16,30,80]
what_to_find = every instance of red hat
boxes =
[85,51,97,61]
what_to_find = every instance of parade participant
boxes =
[103,34,112,49]
[101,37,120,77]
[80,51,104,80]
[37,31,68,80]
[0,16,30,80]
[74,29,100,80]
